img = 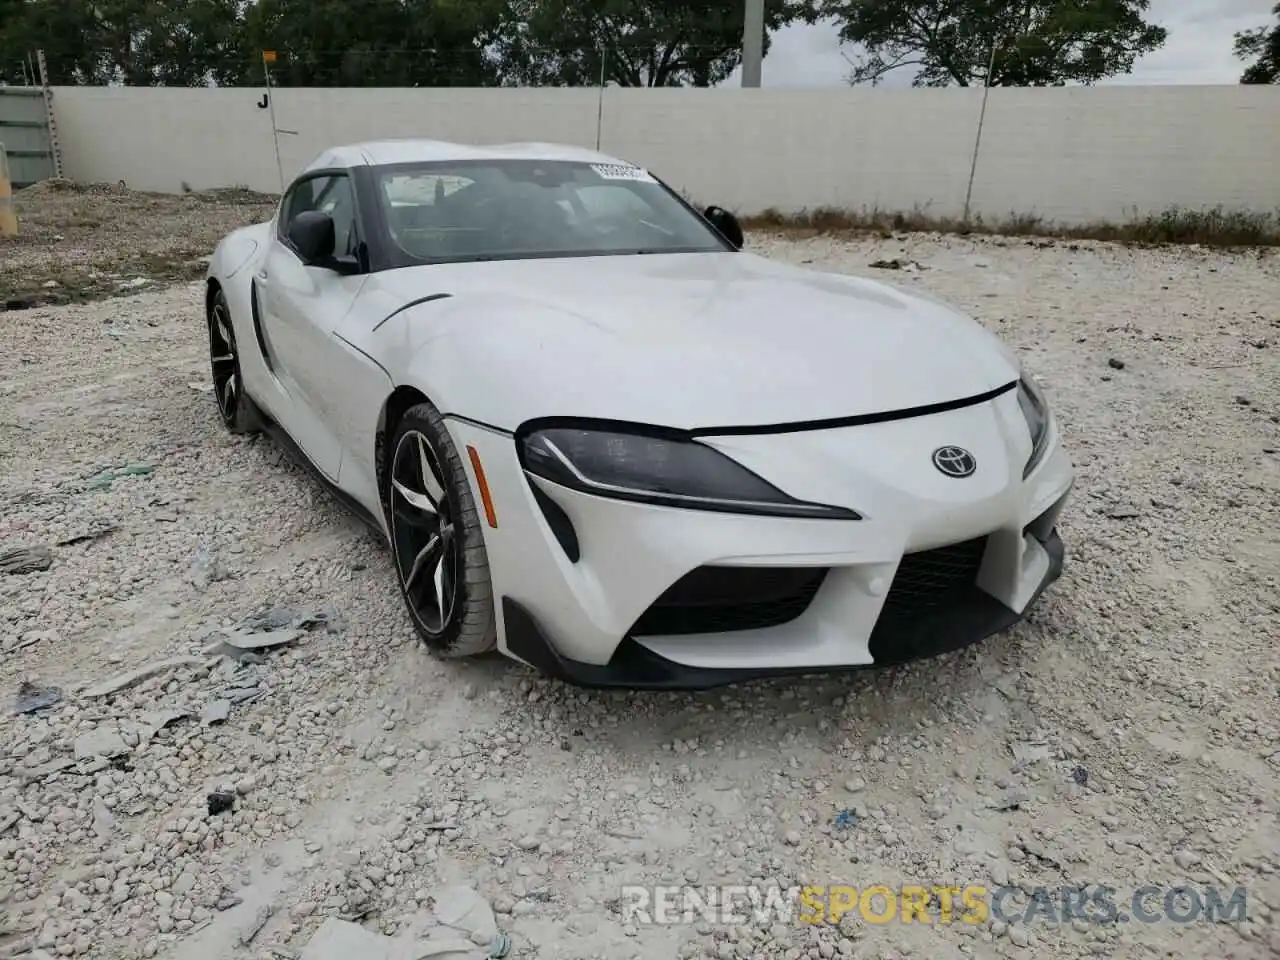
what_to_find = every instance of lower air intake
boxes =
[630,566,828,636]
[882,535,989,610]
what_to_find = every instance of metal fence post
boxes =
[35,49,64,179]
[262,52,286,193]
[961,42,999,226]
[595,46,606,151]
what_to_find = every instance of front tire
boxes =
[386,400,496,658]
[207,287,260,434]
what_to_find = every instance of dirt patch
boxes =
[0,179,277,308]
[739,204,1280,248]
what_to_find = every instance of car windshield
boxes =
[373,159,730,264]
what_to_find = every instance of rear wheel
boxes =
[207,287,260,434]
[386,401,496,657]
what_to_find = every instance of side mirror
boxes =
[288,210,336,264]
[703,205,744,250]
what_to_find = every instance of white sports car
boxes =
[204,139,1073,689]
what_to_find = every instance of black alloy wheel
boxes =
[389,428,462,637]
[385,401,496,657]
[207,289,258,434]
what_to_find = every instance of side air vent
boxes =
[530,483,580,563]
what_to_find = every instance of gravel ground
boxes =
[1,224,1278,960]
[0,182,276,308]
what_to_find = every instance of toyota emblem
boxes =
[932,446,977,478]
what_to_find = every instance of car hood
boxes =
[365,251,1021,432]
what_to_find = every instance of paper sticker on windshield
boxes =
[591,162,655,182]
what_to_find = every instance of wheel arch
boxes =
[204,277,221,316]
[376,384,432,506]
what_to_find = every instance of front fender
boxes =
[364,296,563,432]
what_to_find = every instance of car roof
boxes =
[302,139,640,173]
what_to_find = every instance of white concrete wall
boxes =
[49,84,1280,225]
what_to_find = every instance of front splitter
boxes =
[501,530,1066,691]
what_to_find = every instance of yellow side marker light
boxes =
[466,445,498,528]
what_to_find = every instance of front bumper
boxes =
[502,527,1064,689]
[448,387,1073,690]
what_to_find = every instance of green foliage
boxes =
[0,0,818,87]
[817,0,1168,86]
[1,0,102,83]
[495,0,814,86]
[1,0,246,84]
[1234,2,1279,84]
[240,0,508,86]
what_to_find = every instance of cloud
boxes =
[724,0,1276,87]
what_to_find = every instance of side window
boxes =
[277,180,314,242]
[317,177,358,258]
[278,174,359,259]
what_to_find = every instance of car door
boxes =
[257,171,367,480]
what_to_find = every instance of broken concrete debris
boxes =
[200,698,232,726]
[73,727,129,761]
[19,757,78,782]
[213,627,301,654]
[13,680,62,715]
[1010,739,1052,769]
[297,886,511,960]
[427,885,499,943]
[82,656,206,698]
[0,544,54,575]
[54,519,118,547]
[240,605,343,635]
[72,605,331,733]
[301,905,509,960]
[137,707,192,741]
[300,918,396,960]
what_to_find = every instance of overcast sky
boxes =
[725,0,1276,86]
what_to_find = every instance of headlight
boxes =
[1017,376,1051,477]
[520,426,860,519]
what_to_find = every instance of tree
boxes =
[818,0,1168,87]
[1,0,246,85]
[97,0,248,85]
[0,0,507,86]
[242,0,507,86]
[2,0,817,88]
[1,0,100,84]
[1234,2,1279,84]
[494,0,815,87]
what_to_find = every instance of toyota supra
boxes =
[203,138,1073,689]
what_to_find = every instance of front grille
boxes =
[630,566,828,636]
[882,535,988,610]
[869,534,992,664]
